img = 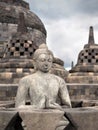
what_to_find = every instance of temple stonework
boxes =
[0,13,36,84]
[0,2,98,130]
[0,0,68,102]
[0,0,29,9]
[0,0,46,46]
[65,26,98,101]
[67,26,98,83]
[0,13,67,85]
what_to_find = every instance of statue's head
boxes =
[33,43,54,73]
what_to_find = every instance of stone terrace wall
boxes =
[0,83,98,101]
[0,84,17,101]
[67,84,98,100]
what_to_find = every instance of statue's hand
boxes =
[49,102,62,109]
[45,98,62,109]
[62,105,71,109]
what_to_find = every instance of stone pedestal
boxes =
[0,109,64,130]
[64,107,98,130]
[1,108,98,130]
[0,110,17,130]
[19,110,64,130]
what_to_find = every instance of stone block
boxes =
[19,109,64,130]
[0,107,98,130]
[16,68,23,74]
[0,110,17,130]
[0,84,17,100]
[0,109,64,130]
[64,107,98,130]
[0,91,6,97]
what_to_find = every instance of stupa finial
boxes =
[88,26,95,45]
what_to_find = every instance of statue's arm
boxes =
[15,79,28,108]
[59,79,72,108]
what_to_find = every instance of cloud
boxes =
[76,0,98,15]
[25,0,98,69]
[26,0,98,19]
[44,15,98,68]
[26,0,79,19]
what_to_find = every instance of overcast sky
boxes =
[26,0,98,69]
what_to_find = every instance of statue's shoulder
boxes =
[20,73,36,83]
[50,73,65,83]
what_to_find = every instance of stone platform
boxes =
[64,107,98,130]
[0,109,64,130]
[0,107,98,130]
[0,84,17,100]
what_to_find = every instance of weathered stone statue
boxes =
[15,44,71,109]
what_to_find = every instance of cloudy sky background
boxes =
[26,0,98,70]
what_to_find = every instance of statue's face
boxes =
[36,53,53,73]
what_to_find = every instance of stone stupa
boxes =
[0,0,46,44]
[67,26,98,83]
[65,26,98,101]
[0,0,68,100]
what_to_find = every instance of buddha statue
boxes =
[15,44,71,109]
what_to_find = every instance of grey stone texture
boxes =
[4,39,37,58]
[0,84,17,100]
[15,44,71,109]
[0,0,46,45]
[0,110,18,130]
[0,0,29,9]
[1,83,98,102]
[67,84,98,101]
[67,26,98,83]
[0,0,68,85]
[66,27,98,101]
[0,107,98,130]
[0,101,14,108]
[51,59,69,79]
[19,110,64,130]
[0,109,64,130]
[64,107,98,130]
